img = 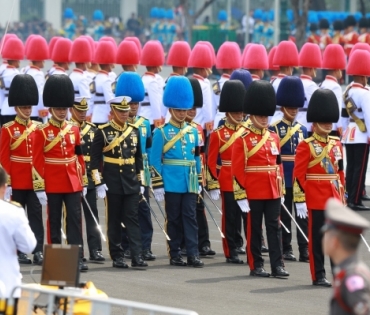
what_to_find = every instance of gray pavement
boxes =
[20,196,370,315]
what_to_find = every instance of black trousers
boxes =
[221,191,246,257]
[247,199,283,270]
[345,143,369,205]
[121,187,154,251]
[195,190,210,249]
[81,188,102,254]
[165,192,198,258]
[106,192,142,259]
[281,187,308,254]
[47,192,83,246]
[12,189,44,253]
[308,210,327,281]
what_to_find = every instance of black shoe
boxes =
[142,249,156,261]
[348,203,370,211]
[180,248,187,256]
[199,246,216,256]
[170,256,187,266]
[272,266,290,277]
[226,256,244,264]
[250,267,270,277]
[123,249,132,259]
[313,278,332,287]
[33,251,43,265]
[236,247,246,254]
[299,249,309,263]
[113,257,128,269]
[131,255,148,269]
[79,261,88,272]
[18,252,32,264]
[362,194,370,201]
[187,256,204,268]
[89,249,105,263]
[261,245,269,253]
[283,250,297,261]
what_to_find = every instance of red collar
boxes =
[55,66,66,72]
[169,72,180,77]
[193,74,204,81]
[6,65,15,69]
[352,82,366,89]
[30,65,40,71]
[144,71,156,77]
[73,68,84,74]
[98,70,109,75]
[221,74,231,79]
[270,76,277,81]
[251,74,260,80]
[2,61,7,64]
[325,75,337,82]
[278,73,287,78]
[300,74,312,80]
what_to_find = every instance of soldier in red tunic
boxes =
[207,80,248,264]
[0,74,44,265]
[231,80,288,278]
[293,89,344,287]
[32,75,88,271]
[343,15,359,58]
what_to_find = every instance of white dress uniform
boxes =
[0,63,8,110]
[297,74,318,132]
[91,70,114,124]
[139,72,164,127]
[51,66,68,76]
[45,64,57,78]
[84,69,97,117]
[192,74,213,131]
[212,74,230,128]
[24,66,46,119]
[320,75,343,133]
[69,68,91,98]
[270,74,287,124]
[0,65,19,117]
[0,200,36,298]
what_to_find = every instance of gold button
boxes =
[30,150,32,153]
[268,171,270,174]
[131,169,134,172]
[65,164,68,166]
[88,146,90,148]
[120,170,122,173]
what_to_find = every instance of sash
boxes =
[247,130,270,159]
[10,123,37,151]
[102,126,133,153]
[163,125,193,154]
[81,123,92,137]
[44,124,72,153]
[307,140,335,169]
[133,117,145,129]
[279,123,301,147]
[219,127,245,154]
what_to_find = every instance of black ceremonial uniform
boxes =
[71,117,103,259]
[90,119,143,261]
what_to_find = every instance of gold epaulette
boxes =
[328,135,340,141]
[68,121,80,127]
[7,200,22,208]
[98,123,110,130]
[269,120,282,127]
[86,121,97,128]
[212,81,221,95]
[128,122,138,129]
[2,121,15,128]
[37,123,49,130]
[213,125,224,132]
[304,136,315,143]
[32,120,42,125]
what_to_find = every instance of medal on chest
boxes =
[332,145,342,160]
[130,131,137,147]
[69,133,75,144]
[13,127,21,138]
[140,125,146,137]
[270,141,279,155]
[250,136,258,147]
[107,131,115,141]
[313,141,323,155]
[189,133,195,144]
[224,130,230,140]
[279,126,286,136]
[168,128,176,139]
[47,130,55,140]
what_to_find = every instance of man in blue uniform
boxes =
[115,72,155,261]
[269,76,309,263]
[151,76,204,267]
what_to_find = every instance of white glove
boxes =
[281,196,285,204]
[83,187,87,197]
[96,184,108,199]
[153,188,165,202]
[140,186,145,195]
[237,199,250,213]
[198,185,202,194]
[4,186,12,201]
[36,191,47,206]
[296,202,308,219]
[209,189,220,201]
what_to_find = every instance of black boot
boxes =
[187,256,204,268]
[33,251,43,266]
[89,249,105,263]
[271,266,289,277]
[131,255,148,269]
[170,256,187,266]
[18,252,32,264]
[250,267,270,277]
[142,249,156,261]
[112,257,128,269]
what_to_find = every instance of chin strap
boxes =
[316,123,332,135]
[111,107,126,126]
[226,113,241,125]
[281,107,296,121]
[250,115,267,130]
[15,107,31,121]
[50,108,64,122]
[170,109,186,123]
